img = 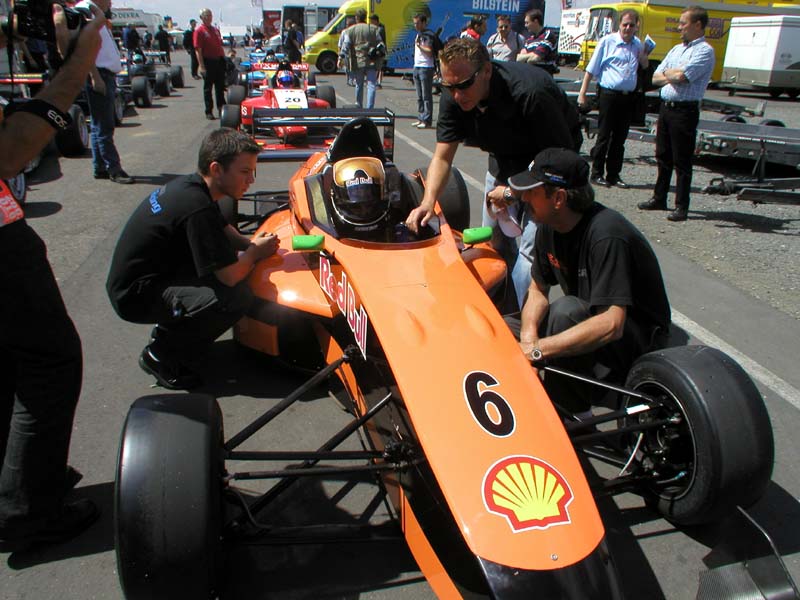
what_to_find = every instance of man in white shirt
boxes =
[412,13,436,129]
[77,0,133,183]
[486,15,525,62]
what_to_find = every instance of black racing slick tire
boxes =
[416,166,471,231]
[226,84,247,107]
[115,394,224,600]
[623,345,774,526]
[155,71,171,97]
[169,65,184,88]
[55,104,88,157]
[220,104,241,129]
[132,76,152,107]
[316,84,336,108]
[316,51,338,74]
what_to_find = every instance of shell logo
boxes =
[482,455,574,533]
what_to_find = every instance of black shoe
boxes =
[139,346,201,390]
[591,175,610,187]
[0,499,100,553]
[638,197,667,211]
[93,171,109,180]
[206,113,216,120]
[667,207,688,221]
[109,169,134,184]
[610,178,630,189]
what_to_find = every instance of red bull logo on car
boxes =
[319,254,369,358]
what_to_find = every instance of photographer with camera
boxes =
[0,1,106,552]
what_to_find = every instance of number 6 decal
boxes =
[463,371,516,437]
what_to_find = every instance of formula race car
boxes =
[221,61,343,159]
[116,51,184,108]
[114,119,782,599]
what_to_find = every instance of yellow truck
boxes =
[302,0,544,74]
[578,0,800,82]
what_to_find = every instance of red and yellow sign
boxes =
[482,455,574,532]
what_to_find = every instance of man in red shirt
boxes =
[194,8,225,120]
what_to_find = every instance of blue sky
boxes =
[118,1,283,29]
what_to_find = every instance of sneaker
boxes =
[109,169,134,184]
[416,122,432,129]
[139,346,201,390]
[93,171,109,180]
[410,120,422,126]
[0,499,100,553]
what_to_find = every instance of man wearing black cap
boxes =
[509,147,671,414]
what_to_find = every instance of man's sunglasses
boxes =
[440,66,482,92]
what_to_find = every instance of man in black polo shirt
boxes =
[509,148,670,414]
[106,129,279,389]
[405,37,581,310]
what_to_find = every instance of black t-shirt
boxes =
[106,173,237,318]
[532,203,671,333]
[436,60,581,182]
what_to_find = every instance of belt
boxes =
[599,87,634,96]
[662,99,700,109]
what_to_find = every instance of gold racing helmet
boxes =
[330,157,388,227]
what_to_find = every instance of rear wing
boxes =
[248,107,395,162]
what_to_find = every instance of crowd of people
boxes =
[1,3,717,555]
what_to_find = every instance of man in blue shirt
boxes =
[578,10,650,188]
[638,5,714,222]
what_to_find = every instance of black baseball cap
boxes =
[508,148,590,191]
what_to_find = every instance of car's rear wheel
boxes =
[155,71,171,97]
[132,76,152,107]
[115,393,224,600]
[169,65,184,88]
[316,51,338,74]
[226,84,247,107]
[316,84,336,108]
[622,345,774,526]
[220,104,241,129]
[55,104,88,157]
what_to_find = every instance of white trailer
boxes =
[721,15,800,99]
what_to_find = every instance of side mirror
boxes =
[462,227,493,245]
[292,234,324,251]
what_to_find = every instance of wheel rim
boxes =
[622,380,697,502]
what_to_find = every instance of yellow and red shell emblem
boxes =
[482,455,574,532]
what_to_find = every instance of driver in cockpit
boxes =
[328,157,421,243]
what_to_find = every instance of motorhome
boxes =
[302,0,547,73]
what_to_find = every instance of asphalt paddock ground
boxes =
[1,53,799,600]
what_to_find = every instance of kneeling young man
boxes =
[106,129,279,389]
[509,148,671,414]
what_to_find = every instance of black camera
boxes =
[13,0,92,42]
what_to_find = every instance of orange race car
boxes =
[114,119,780,599]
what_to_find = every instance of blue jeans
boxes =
[413,67,434,125]
[482,171,537,310]
[352,66,377,108]
[86,69,122,174]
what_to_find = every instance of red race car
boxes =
[221,60,338,152]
